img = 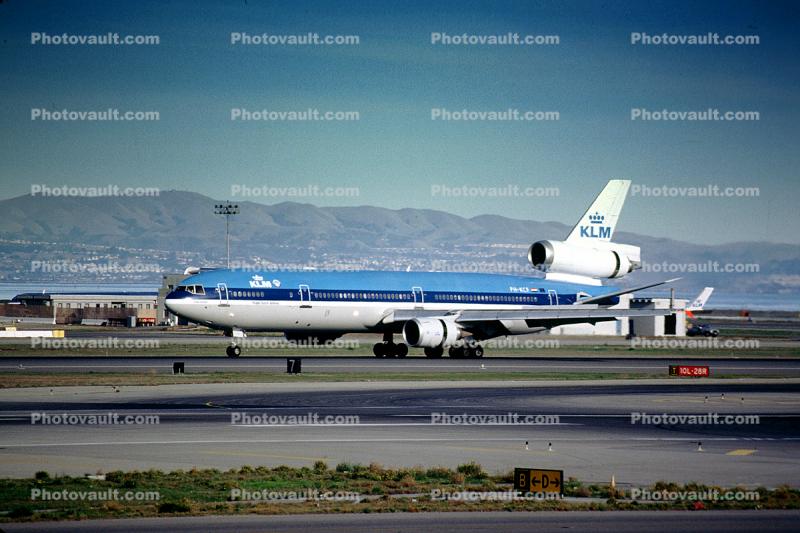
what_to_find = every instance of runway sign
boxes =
[514,468,563,495]
[669,365,710,377]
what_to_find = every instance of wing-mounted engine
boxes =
[402,318,460,348]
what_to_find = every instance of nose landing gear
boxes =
[225,344,241,358]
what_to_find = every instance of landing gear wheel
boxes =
[449,346,465,359]
[226,345,241,358]
[396,343,408,358]
[463,346,482,358]
[373,343,385,358]
[424,346,444,358]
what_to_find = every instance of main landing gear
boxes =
[448,344,484,358]
[373,333,408,358]
[424,346,443,358]
[423,344,484,358]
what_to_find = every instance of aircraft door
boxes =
[412,286,424,308]
[548,289,558,305]
[217,283,229,307]
[299,284,311,308]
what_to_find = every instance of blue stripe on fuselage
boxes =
[172,270,619,305]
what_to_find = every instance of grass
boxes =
[1,463,797,522]
[1,343,798,358]
[720,328,798,338]
[2,331,799,359]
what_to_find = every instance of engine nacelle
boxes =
[402,318,460,348]
[528,240,640,279]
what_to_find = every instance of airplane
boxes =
[686,287,714,319]
[165,180,677,358]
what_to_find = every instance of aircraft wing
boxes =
[382,305,671,340]
[574,278,681,305]
[384,305,670,327]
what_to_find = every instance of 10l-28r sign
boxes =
[669,365,710,377]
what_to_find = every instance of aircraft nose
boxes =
[164,290,184,313]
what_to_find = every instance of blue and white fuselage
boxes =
[165,269,614,335]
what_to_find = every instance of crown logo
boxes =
[588,212,604,224]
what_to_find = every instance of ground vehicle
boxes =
[687,324,719,337]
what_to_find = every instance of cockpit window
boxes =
[176,285,204,295]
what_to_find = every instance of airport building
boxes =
[549,294,688,337]
[4,291,158,326]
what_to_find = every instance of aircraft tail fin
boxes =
[566,179,631,243]
[687,287,714,311]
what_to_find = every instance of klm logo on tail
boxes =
[566,180,630,243]
[579,212,611,239]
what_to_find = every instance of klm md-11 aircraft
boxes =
[165,180,675,358]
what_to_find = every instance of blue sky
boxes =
[1,0,798,244]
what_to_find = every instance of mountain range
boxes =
[1,191,797,295]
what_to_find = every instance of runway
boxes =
[5,510,800,532]
[1,380,798,486]
[2,355,800,377]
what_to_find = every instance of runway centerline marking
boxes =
[726,449,758,456]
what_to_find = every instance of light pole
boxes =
[214,202,239,268]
